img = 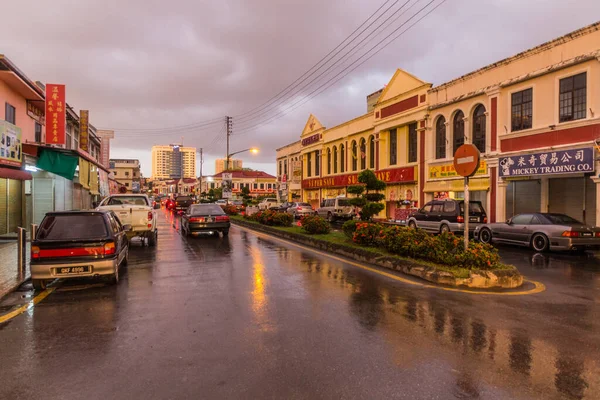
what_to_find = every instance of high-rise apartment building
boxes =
[215,158,243,174]
[151,145,196,179]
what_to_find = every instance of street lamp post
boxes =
[226,148,258,171]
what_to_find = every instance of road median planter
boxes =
[231,217,523,290]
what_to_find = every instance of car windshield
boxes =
[298,203,311,207]
[176,196,192,201]
[107,196,148,206]
[189,205,225,215]
[337,199,350,206]
[459,202,484,214]
[233,201,243,205]
[37,214,108,240]
[544,213,583,225]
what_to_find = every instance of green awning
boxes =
[36,149,79,180]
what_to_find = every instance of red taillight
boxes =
[104,242,116,255]
[148,211,153,221]
[36,246,105,258]
[483,217,488,223]
[216,216,230,222]
[31,245,40,259]
[562,231,580,238]
[190,217,202,222]
[457,216,464,223]
[297,207,302,211]
[595,232,600,238]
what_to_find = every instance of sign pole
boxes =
[464,176,469,251]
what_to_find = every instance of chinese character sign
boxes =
[45,84,66,145]
[80,110,89,151]
[499,148,594,177]
[0,121,22,167]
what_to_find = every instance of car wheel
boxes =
[531,233,549,252]
[327,212,335,223]
[408,221,417,229]
[440,224,450,234]
[479,228,492,244]
[148,231,158,247]
[32,279,47,291]
[222,230,229,237]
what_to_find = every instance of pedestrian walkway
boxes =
[0,241,30,299]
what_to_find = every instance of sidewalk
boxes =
[0,241,30,299]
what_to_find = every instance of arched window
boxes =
[333,146,338,174]
[326,148,331,175]
[368,135,375,169]
[435,117,446,159]
[351,141,358,171]
[360,138,366,170]
[472,105,486,153]
[340,144,345,173]
[453,111,465,155]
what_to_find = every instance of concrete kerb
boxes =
[231,219,524,290]
[0,276,30,302]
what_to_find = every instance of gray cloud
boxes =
[1,0,598,176]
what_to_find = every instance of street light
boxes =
[226,147,258,171]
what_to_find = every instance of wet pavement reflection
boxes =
[0,210,599,399]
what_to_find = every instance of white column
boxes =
[592,177,600,227]
[540,177,549,213]
[497,180,508,222]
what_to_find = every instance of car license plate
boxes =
[469,217,479,222]
[55,266,91,275]
[581,232,592,237]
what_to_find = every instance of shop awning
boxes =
[424,177,490,193]
[0,167,32,180]
[36,149,79,180]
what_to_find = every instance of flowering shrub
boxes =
[352,222,385,247]
[245,209,292,227]
[221,205,239,216]
[300,215,330,234]
[342,220,359,239]
[355,223,500,270]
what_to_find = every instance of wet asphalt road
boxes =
[0,210,599,399]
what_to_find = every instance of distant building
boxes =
[215,158,242,174]
[151,144,196,179]
[201,170,277,198]
[366,88,384,112]
[96,130,115,168]
[109,159,141,193]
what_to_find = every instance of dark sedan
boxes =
[474,213,600,252]
[30,210,130,290]
[181,204,231,237]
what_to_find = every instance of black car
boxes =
[270,201,294,212]
[173,195,194,212]
[30,211,131,290]
[406,199,487,235]
[181,204,231,237]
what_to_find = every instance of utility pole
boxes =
[225,116,232,171]
[198,148,203,198]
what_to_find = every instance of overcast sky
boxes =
[1,0,599,176]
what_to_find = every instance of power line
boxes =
[234,0,415,131]
[235,0,446,135]
[98,116,224,133]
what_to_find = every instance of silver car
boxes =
[474,213,600,252]
[286,202,315,219]
[316,197,356,222]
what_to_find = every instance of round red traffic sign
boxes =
[453,144,481,177]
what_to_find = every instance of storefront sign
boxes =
[292,161,302,183]
[27,101,45,124]
[302,166,415,189]
[0,121,22,167]
[429,161,487,179]
[499,148,594,177]
[301,133,320,146]
[45,84,66,145]
[79,110,89,152]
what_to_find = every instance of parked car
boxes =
[30,210,130,290]
[406,199,487,235]
[286,202,315,219]
[270,201,294,213]
[215,199,229,206]
[173,195,194,213]
[316,197,356,222]
[258,198,279,210]
[474,213,600,252]
[232,200,246,212]
[96,194,158,246]
[181,204,231,237]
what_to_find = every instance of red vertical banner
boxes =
[45,84,66,145]
[79,110,89,151]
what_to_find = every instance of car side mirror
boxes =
[122,224,132,231]
[506,219,512,225]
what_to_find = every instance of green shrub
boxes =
[247,209,293,227]
[342,220,359,238]
[352,222,385,247]
[300,215,330,234]
[221,204,239,216]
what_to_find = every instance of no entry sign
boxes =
[453,144,481,177]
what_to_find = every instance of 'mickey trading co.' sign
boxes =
[499,148,594,177]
